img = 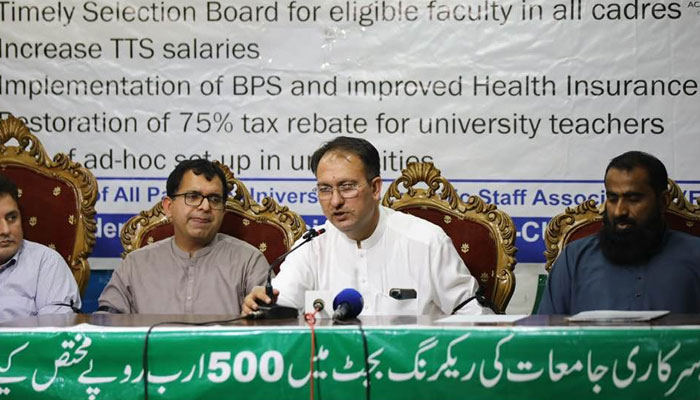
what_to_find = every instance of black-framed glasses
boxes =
[314,183,366,200]
[171,192,225,210]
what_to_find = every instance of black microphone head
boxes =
[332,288,364,319]
[303,227,326,240]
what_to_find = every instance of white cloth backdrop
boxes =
[2,0,699,313]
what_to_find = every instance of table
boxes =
[1,314,699,399]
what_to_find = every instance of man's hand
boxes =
[241,286,279,317]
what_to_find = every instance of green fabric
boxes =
[0,325,698,399]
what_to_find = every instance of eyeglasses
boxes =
[314,183,365,200]
[171,192,225,210]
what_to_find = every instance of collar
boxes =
[170,234,218,260]
[337,206,388,250]
[656,227,671,252]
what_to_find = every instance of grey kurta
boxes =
[98,233,269,314]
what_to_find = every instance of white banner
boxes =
[2,0,699,311]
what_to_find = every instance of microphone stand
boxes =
[251,228,325,319]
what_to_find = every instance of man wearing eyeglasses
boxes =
[243,137,486,316]
[98,159,269,314]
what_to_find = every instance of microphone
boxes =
[312,298,325,312]
[250,227,326,319]
[301,227,325,241]
[332,289,364,321]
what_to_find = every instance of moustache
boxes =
[611,216,636,227]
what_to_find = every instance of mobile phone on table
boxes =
[389,288,417,300]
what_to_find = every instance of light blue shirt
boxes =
[0,240,81,322]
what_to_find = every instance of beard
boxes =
[599,209,666,265]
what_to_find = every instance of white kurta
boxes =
[273,206,487,315]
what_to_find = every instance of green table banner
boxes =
[1,325,699,399]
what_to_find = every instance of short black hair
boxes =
[605,151,668,195]
[166,159,228,198]
[310,137,380,182]
[0,174,20,203]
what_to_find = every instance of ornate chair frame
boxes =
[544,179,700,272]
[382,162,517,313]
[120,162,306,271]
[0,116,98,292]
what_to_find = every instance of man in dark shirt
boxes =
[538,151,700,314]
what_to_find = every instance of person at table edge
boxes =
[538,151,700,315]
[243,137,489,316]
[98,159,269,314]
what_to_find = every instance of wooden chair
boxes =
[120,162,306,273]
[543,179,700,272]
[0,115,98,292]
[382,162,517,313]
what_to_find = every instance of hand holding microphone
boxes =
[242,228,325,319]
